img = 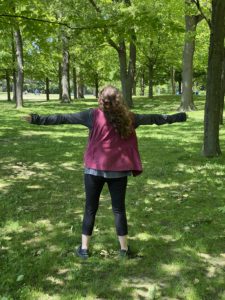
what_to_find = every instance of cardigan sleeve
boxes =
[30,109,94,129]
[134,112,187,128]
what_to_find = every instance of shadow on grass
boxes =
[1,97,225,299]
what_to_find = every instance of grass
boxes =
[0,94,225,300]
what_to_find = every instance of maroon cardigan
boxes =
[84,109,143,176]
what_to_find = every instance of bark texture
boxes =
[6,70,11,101]
[179,0,203,111]
[203,0,225,157]
[61,32,71,103]
[46,77,50,101]
[73,67,77,99]
[11,30,17,101]
[148,60,154,98]
[219,47,225,124]
[58,62,62,100]
[14,28,23,108]
[117,38,136,107]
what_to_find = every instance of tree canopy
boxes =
[0,0,224,156]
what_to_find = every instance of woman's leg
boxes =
[118,235,128,251]
[107,176,128,250]
[81,234,91,250]
[81,174,105,249]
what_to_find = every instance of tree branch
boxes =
[192,0,211,28]
[87,0,120,52]
[0,13,116,30]
[88,0,101,13]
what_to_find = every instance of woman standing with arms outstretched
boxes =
[24,85,187,259]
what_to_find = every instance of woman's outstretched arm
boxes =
[22,109,93,129]
[134,112,187,127]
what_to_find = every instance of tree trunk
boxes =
[78,73,84,98]
[140,71,145,96]
[46,77,50,101]
[6,70,11,101]
[58,62,62,100]
[11,30,16,101]
[78,84,84,98]
[175,71,182,94]
[178,80,182,94]
[118,41,133,107]
[171,67,176,95]
[128,36,136,104]
[132,79,137,96]
[148,61,154,99]
[12,71,17,101]
[219,47,225,124]
[68,61,71,100]
[203,0,225,157]
[179,0,203,111]
[14,28,23,108]
[73,67,77,99]
[95,73,99,98]
[179,14,197,111]
[61,32,71,103]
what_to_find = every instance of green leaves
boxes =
[16,274,24,282]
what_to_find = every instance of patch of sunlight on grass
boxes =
[121,277,162,300]
[183,286,200,300]
[1,220,24,234]
[93,243,105,251]
[135,232,152,241]
[20,289,61,300]
[55,221,68,228]
[159,234,180,242]
[197,252,225,271]
[31,162,51,169]
[46,276,64,287]
[60,162,76,171]
[146,180,178,189]
[160,263,182,276]
[21,129,88,139]
[47,244,62,253]
[22,235,44,245]
[26,184,43,189]
[176,163,192,171]
[36,219,54,231]
[20,130,55,136]
[0,181,12,193]
[2,162,36,179]
[63,152,75,158]
[57,268,70,276]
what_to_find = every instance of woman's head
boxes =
[98,85,133,139]
[98,85,122,111]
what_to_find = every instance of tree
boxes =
[220,47,225,124]
[13,26,24,108]
[88,0,137,107]
[203,0,225,156]
[193,20,209,92]
[0,26,13,101]
[178,0,203,111]
[135,0,184,98]
[61,29,71,102]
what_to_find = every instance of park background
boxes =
[1,0,225,299]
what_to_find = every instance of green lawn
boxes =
[0,95,225,300]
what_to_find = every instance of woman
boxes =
[24,85,187,259]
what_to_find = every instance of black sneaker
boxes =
[120,246,131,258]
[76,245,89,259]
[120,246,142,259]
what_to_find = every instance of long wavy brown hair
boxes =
[98,85,134,139]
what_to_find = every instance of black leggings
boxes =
[82,174,128,236]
